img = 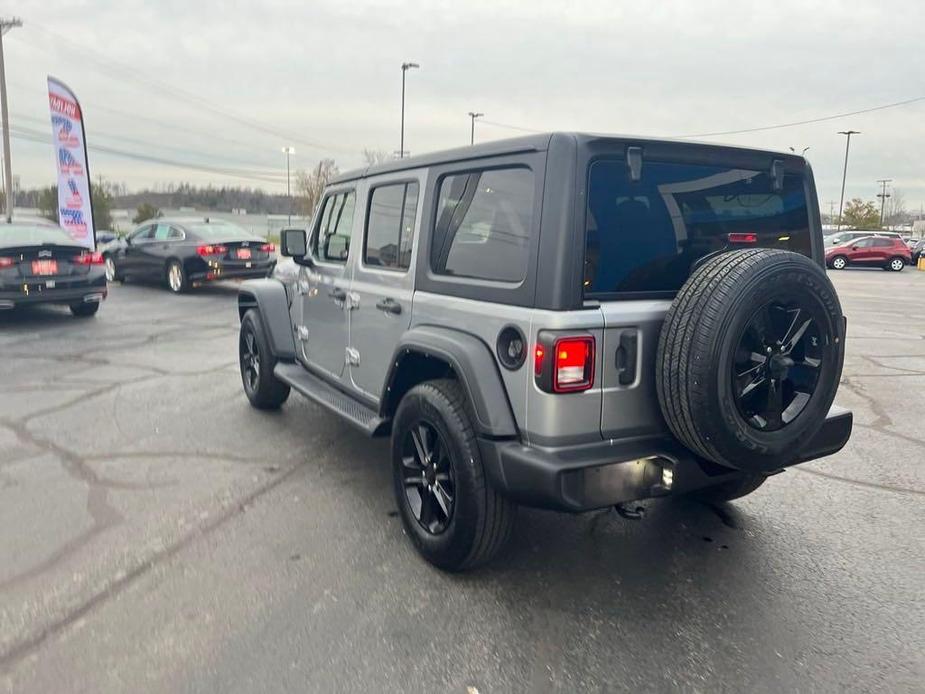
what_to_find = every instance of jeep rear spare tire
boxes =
[656,249,845,473]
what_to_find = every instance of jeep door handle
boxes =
[329,288,347,302]
[375,297,402,315]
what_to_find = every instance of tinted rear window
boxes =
[0,223,74,247]
[584,159,811,295]
[186,221,253,240]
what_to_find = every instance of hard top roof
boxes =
[330,132,804,184]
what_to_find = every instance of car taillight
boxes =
[727,232,758,244]
[197,244,228,256]
[74,251,104,265]
[0,256,14,268]
[534,334,595,393]
[260,243,275,252]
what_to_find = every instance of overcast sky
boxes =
[7,0,925,213]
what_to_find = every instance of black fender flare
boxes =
[237,279,296,360]
[381,325,518,438]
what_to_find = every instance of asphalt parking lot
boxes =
[1,268,923,693]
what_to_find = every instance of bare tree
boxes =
[295,159,339,217]
[884,188,907,228]
[362,148,393,166]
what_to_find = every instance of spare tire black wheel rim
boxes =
[401,421,455,535]
[733,300,823,432]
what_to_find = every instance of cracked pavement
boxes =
[1,271,923,692]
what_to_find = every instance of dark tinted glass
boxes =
[0,223,73,247]
[365,182,419,270]
[431,168,534,282]
[585,159,812,295]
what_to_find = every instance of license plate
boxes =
[245,261,252,268]
[31,259,58,275]
[236,248,252,260]
[46,280,56,288]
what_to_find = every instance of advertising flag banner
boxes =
[47,76,95,250]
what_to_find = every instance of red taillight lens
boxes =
[554,337,594,392]
[74,251,104,265]
[0,256,14,268]
[260,243,275,252]
[197,244,228,256]
[727,232,758,244]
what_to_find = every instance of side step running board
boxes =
[274,361,387,436]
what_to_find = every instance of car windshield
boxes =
[585,158,812,295]
[0,223,76,247]
[185,221,255,240]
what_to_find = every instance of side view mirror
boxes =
[280,228,312,266]
[851,246,858,251]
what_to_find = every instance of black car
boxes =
[0,220,107,316]
[912,238,925,265]
[103,218,277,293]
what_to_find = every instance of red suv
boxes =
[825,235,911,272]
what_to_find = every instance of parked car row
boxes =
[99,218,276,294]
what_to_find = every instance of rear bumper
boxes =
[0,280,107,309]
[189,261,275,283]
[480,405,853,512]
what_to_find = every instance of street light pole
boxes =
[400,62,419,160]
[836,130,860,231]
[876,178,892,229]
[0,17,22,223]
[281,146,295,225]
[468,111,484,145]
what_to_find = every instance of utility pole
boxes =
[876,178,892,229]
[827,201,837,222]
[468,112,484,145]
[0,17,22,223]
[836,130,860,231]
[400,62,419,159]
[281,146,295,224]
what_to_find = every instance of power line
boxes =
[13,110,284,173]
[20,23,358,156]
[473,95,925,139]
[4,124,287,185]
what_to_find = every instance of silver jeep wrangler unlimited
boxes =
[237,133,852,571]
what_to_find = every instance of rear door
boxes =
[583,154,815,439]
[296,187,358,383]
[348,176,422,400]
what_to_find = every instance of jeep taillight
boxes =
[534,333,595,393]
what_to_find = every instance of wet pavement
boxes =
[1,269,923,692]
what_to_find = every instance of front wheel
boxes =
[239,309,290,409]
[887,257,905,272]
[104,254,122,282]
[392,379,516,571]
[830,255,848,270]
[166,260,188,293]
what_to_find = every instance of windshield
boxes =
[185,221,255,240]
[584,159,812,295]
[0,223,76,247]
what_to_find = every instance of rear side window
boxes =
[313,191,356,263]
[364,182,419,270]
[431,167,534,283]
[584,159,812,295]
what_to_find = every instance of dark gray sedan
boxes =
[0,220,107,316]
[103,218,276,293]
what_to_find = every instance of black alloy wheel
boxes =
[400,421,455,535]
[241,326,261,395]
[732,301,823,432]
